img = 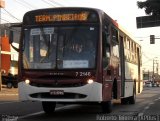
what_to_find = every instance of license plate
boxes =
[50,90,64,95]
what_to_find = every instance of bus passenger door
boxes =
[102,29,112,101]
[119,36,125,97]
[137,47,141,93]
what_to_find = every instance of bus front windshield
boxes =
[23,26,98,69]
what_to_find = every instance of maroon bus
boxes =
[9,7,143,114]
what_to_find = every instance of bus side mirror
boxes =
[9,23,22,52]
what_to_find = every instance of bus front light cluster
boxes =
[25,79,30,84]
[87,79,94,84]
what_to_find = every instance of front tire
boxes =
[101,101,112,113]
[121,98,128,105]
[42,102,56,114]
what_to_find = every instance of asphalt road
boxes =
[1,87,160,121]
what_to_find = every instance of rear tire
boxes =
[42,102,56,114]
[101,101,112,113]
[128,89,136,104]
[121,86,136,105]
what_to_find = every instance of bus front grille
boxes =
[30,92,87,99]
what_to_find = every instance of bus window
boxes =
[111,28,119,57]
[112,42,119,57]
[23,27,57,69]
[23,26,98,69]
[57,26,97,69]
[103,27,110,69]
[111,27,118,42]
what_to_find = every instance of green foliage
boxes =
[137,0,160,15]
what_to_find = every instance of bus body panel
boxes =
[102,80,112,101]
[124,56,143,97]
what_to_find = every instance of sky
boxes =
[2,0,160,72]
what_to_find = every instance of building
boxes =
[143,70,160,83]
[1,23,19,75]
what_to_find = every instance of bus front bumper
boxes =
[18,81,102,102]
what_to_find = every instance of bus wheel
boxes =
[128,89,136,104]
[42,102,56,114]
[101,101,112,113]
[121,98,128,105]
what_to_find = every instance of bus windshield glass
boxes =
[23,26,98,69]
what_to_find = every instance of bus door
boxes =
[110,27,120,99]
[102,26,112,101]
[119,36,125,97]
[137,47,141,93]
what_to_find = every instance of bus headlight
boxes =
[87,79,94,84]
[25,79,30,84]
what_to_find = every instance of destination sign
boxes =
[23,9,99,25]
[35,12,89,23]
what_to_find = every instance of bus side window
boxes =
[103,31,110,69]
[111,28,119,57]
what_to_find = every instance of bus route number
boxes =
[76,72,91,77]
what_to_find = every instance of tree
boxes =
[137,0,160,15]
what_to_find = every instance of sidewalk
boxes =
[0,87,18,101]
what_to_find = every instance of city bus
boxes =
[9,7,143,113]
